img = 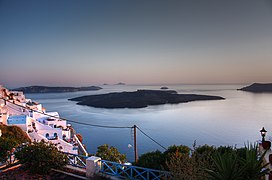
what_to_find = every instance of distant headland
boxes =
[115,82,126,85]
[239,83,272,93]
[160,86,169,90]
[69,89,225,109]
[13,86,102,93]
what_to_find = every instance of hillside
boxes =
[13,86,102,93]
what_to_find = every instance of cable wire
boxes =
[136,126,167,150]
[1,98,133,129]
[1,97,168,150]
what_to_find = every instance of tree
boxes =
[0,124,30,144]
[136,150,164,170]
[0,137,17,164]
[136,145,191,170]
[164,144,191,167]
[167,144,215,180]
[15,141,68,174]
[0,125,30,164]
[167,150,208,180]
[96,144,126,163]
[164,145,190,155]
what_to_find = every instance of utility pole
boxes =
[133,125,138,163]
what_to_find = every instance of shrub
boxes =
[167,144,214,180]
[216,146,235,155]
[164,145,190,156]
[0,124,30,164]
[136,150,164,170]
[0,137,17,163]
[193,144,216,170]
[136,145,191,170]
[206,143,269,180]
[167,150,210,180]
[96,144,126,163]
[0,124,30,144]
[15,141,68,174]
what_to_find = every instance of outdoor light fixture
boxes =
[260,127,267,142]
[0,129,2,137]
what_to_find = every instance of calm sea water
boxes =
[25,85,272,161]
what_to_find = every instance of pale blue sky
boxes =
[0,0,272,88]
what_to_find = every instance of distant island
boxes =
[13,86,102,93]
[115,82,126,85]
[239,83,272,93]
[69,90,224,109]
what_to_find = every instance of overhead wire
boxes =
[136,126,167,150]
[0,97,132,129]
[1,97,168,150]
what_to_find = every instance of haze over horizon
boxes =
[0,0,272,88]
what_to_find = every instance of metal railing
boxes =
[100,160,172,180]
[62,153,172,179]
[63,152,88,169]
[74,134,88,156]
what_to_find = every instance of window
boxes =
[45,133,49,138]
[54,133,58,138]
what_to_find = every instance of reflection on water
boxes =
[26,85,272,161]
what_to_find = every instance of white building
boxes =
[35,121,62,140]
[0,100,8,125]
[9,91,26,103]
[0,85,86,155]
[7,115,33,132]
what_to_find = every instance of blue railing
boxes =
[63,152,88,169]
[100,160,172,180]
[62,153,173,179]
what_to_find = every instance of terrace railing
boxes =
[100,160,172,180]
[63,152,88,169]
[63,153,173,180]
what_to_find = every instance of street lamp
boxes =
[260,127,267,142]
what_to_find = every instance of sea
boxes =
[25,84,272,161]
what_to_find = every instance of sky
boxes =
[0,0,272,88]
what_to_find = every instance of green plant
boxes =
[135,145,191,170]
[0,137,17,164]
[193,144,215,165]
[206,152,243,180]
[0,125,30,164]
[96,144,126,163]
[136,150,164,170]
[240,144,269,180]
[164,145,190,157]
[167,144,214,180]
[206,143,269,180]
[216,146,235,155]
[15,141,68,174]
[0,124,30,144]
